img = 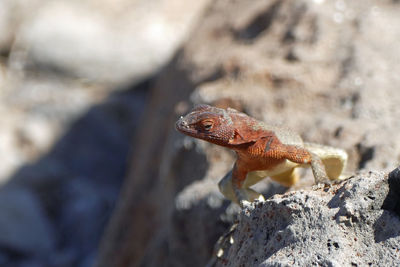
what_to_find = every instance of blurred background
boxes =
[1,0,400,266]
[0,0,208,266]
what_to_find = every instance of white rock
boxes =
[13,0,211,84]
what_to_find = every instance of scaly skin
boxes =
[176,104,348,204]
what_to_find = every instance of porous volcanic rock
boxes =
[211,169,400,266]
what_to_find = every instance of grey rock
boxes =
[212,170,400,266]
[0,187,56,256]
[12,0,212,84]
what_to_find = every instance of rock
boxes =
[12,0,212,84]
[0,75,109,184]
[0,186,56,256]
[0,86,148,266]
[212,171,400,266]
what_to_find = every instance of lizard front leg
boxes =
[232,162,265,204]
[218,165,265,204]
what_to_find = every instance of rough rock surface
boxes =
[211,169,400,266]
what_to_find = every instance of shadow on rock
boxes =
[375,167,400,242]
[373,210,400,243]
[0,80,150,266]
[382,167,400,217]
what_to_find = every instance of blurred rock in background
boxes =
[6,0,210,84]
[0,0,210,266]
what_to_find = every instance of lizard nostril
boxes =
[177,119,188,129]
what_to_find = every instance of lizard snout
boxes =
[176,117,189,131]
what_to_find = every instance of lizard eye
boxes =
[201,120,213,131]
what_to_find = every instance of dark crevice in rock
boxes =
[0,47,11,59]
[233,1,282,41]
[327,239,340,251]
[334,126,343,138]
[382,167,400,217]
[374,167,400,242]
[356,143,375,169]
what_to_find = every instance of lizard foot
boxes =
[219,171,265,204]
[234,187,265,204]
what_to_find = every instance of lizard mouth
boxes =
[176,117,207,139]
[176,116,224,144]
[176,117,194,133]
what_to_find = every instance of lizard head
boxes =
[175,104,236,146]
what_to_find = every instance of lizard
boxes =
[175,104,348,204]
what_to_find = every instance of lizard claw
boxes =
[234,187,265,205]
[239,194,265,208]
[256,194,266,202]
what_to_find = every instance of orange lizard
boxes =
[176,104,348,204]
